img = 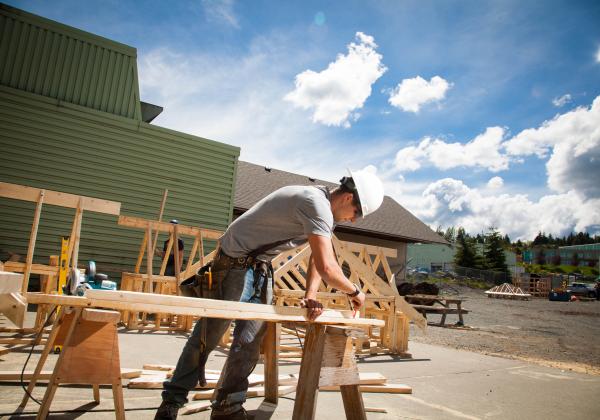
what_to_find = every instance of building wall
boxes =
[0,85,239,281]
[529,244,600,266]
[408,243,517,271]
[0,4,141,120]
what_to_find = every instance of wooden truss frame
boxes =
[271,236,426,355]
[0,182,121,328]
[117,215,222,330]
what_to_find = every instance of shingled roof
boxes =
[234,161,447,244]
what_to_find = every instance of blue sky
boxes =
[9,0,600,241]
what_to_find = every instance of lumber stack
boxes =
[120,363,410,416]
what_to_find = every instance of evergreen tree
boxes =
[454,228,477,268]
[444,226,456,242]
[484,228,509,273]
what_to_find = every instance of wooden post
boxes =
[292,323,326,420]
[173,224,181,295]
[150,189,169,258]
[263,322,280,404]
[22,189,45,294]
[145,224,153,294]
[68,198,84,272]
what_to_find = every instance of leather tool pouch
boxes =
[179,261,213,298]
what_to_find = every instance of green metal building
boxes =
[407,243,517,272]
[0,4,239,281]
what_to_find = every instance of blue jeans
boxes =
[161,265,272,413]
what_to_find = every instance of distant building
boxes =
[407,243,516,272]
[528,244,600,266]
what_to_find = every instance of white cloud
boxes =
[596,46,600,63]
[394,127,510,172]
[201,0,239,28]
[388,76,451,113]
[504,96,600,198]
[284,32,387,127]
[552,93,571,107]
[410,178,600,240]
[137,41,396,186]
[487,176,504,189]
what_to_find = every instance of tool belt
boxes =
[179,238,293,298]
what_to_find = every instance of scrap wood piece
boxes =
[181,402,212,415]
[192,385,296,401]
[0,345,9,356]
[289,371,387,386]
[365,407,388,413]
[320,383,412,394]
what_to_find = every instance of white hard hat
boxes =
[347,168,384,217]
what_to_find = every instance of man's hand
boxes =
[301,298,324,321]
[349,291,366,312]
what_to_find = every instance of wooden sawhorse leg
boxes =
[292,324,367,420]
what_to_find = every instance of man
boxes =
[155,169,384,420]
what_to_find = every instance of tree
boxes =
[454,228,477,268]
[536,248,546,265]
[484,228,509,273]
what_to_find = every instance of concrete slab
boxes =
[1,316,599,419]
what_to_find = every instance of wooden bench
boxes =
[405,295,469,326]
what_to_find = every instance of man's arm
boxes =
[305,255,321,299]
[306,234,365,315]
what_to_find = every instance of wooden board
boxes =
[0,182,121,215]
[25,291,385,327]
[320,383,412,394]
[0,271,23,293]
[192,385,296,400]
[0,292,26,328]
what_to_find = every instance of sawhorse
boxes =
[19,307,125,419]
[262,322,367,420]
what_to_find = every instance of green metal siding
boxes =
[0,85,239,282]
[0,3,142,120]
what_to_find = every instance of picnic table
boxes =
[404,294,469,327]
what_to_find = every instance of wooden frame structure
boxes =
[513,274,551,297]
[0,182,121,329]
[117,215,222,331]
[270,236,425,355]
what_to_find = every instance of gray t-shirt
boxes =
[219,185,334,260]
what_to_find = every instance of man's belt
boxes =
[214,250,257,270]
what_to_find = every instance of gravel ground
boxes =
[409,285,600,375]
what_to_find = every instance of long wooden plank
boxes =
[118,215,221,239]
[3,262,59,277]
[320,383,412,394]
[25,292,385,327]
[0,369,141,381]
[0,182,121,215]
